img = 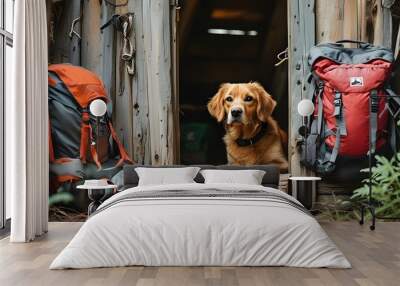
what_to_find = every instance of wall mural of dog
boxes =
[208,82,288,171]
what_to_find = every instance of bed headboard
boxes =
[122,164,280,189]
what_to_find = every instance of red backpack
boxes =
[304,40,400,175]
[48,64,132,185]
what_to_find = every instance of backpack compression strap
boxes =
[303,79,324,169]
[80,111,102,169]
[108,122,133,167]
[314,81,324,136]
[330,91,347,162]
[317,91,347,174]
[370,90,379,154]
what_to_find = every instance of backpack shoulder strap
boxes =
[370,89,379,154]
[108,121,133,167]
[79,111,102,169]
[330,91,347,161]
[316,91,346,174]
[385,88,400,152]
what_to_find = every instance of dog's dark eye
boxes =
[226,96,233,102]
[244,96,253,102]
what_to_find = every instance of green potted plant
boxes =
[352,153,400,219]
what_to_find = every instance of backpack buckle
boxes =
[334,92,342,116]
[370,91,379,113]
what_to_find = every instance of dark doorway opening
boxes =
[179,0,288,165]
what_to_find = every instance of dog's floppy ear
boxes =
[208,83,229,122]
[250,82,277,122]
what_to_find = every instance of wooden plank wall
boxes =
[317,0,393,49]
[48,0,119,156]
[49,0,115,99]
[143,0,175,165]
[81,0,115,94]
[100,3,116,112]
[48,0,81,65]
[113,2,134,160]
[49,0,395,179]
[170,0,181,164]
[48,0,177,165]
[81,1,102,75]
[288,0,315,177]
[115,0,177,165]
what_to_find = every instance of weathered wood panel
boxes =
[143,0,175,165]
[170,0,181,164]
[46,0,53,53]
[100,2,116,111]
[288,0,315,176]
[122,0,177,165]
[316,0,360,45]
[126,0,151,164]
[316,0,344,43]
[375,0,395,48]
[80,0,117,152]
[359,0,372,43]
[81,1,102,74]
[114,2,134,158]
[343,0,360,45]
[81,1,115,93]
[49,0,81,64]
[359,0,394,48]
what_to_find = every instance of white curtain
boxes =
[7,0,49,242]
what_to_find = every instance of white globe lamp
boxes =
[297,99,315,168]
[89,99,107,117]
[297,99,314,117]
[89,99,107,168]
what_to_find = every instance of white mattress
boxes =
[50,183,350,269]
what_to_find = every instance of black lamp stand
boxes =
[359,93,400,230]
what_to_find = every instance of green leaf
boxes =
[353,152,400,218]
[49,192,74,206]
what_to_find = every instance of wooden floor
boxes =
[0,222,399,286]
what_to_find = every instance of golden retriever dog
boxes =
[208,82,288,171]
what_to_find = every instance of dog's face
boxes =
[208,82,276,125]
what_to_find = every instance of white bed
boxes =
[50,183,350,269]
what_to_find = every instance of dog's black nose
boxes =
[231,108,243,118]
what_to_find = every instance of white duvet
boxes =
[50,183,351,269]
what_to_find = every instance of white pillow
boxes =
[135,167,201,186]
[200,169,266,185]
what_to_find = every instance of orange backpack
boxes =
[48,64,132,185]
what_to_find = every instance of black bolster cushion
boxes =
[123,164,280,189]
